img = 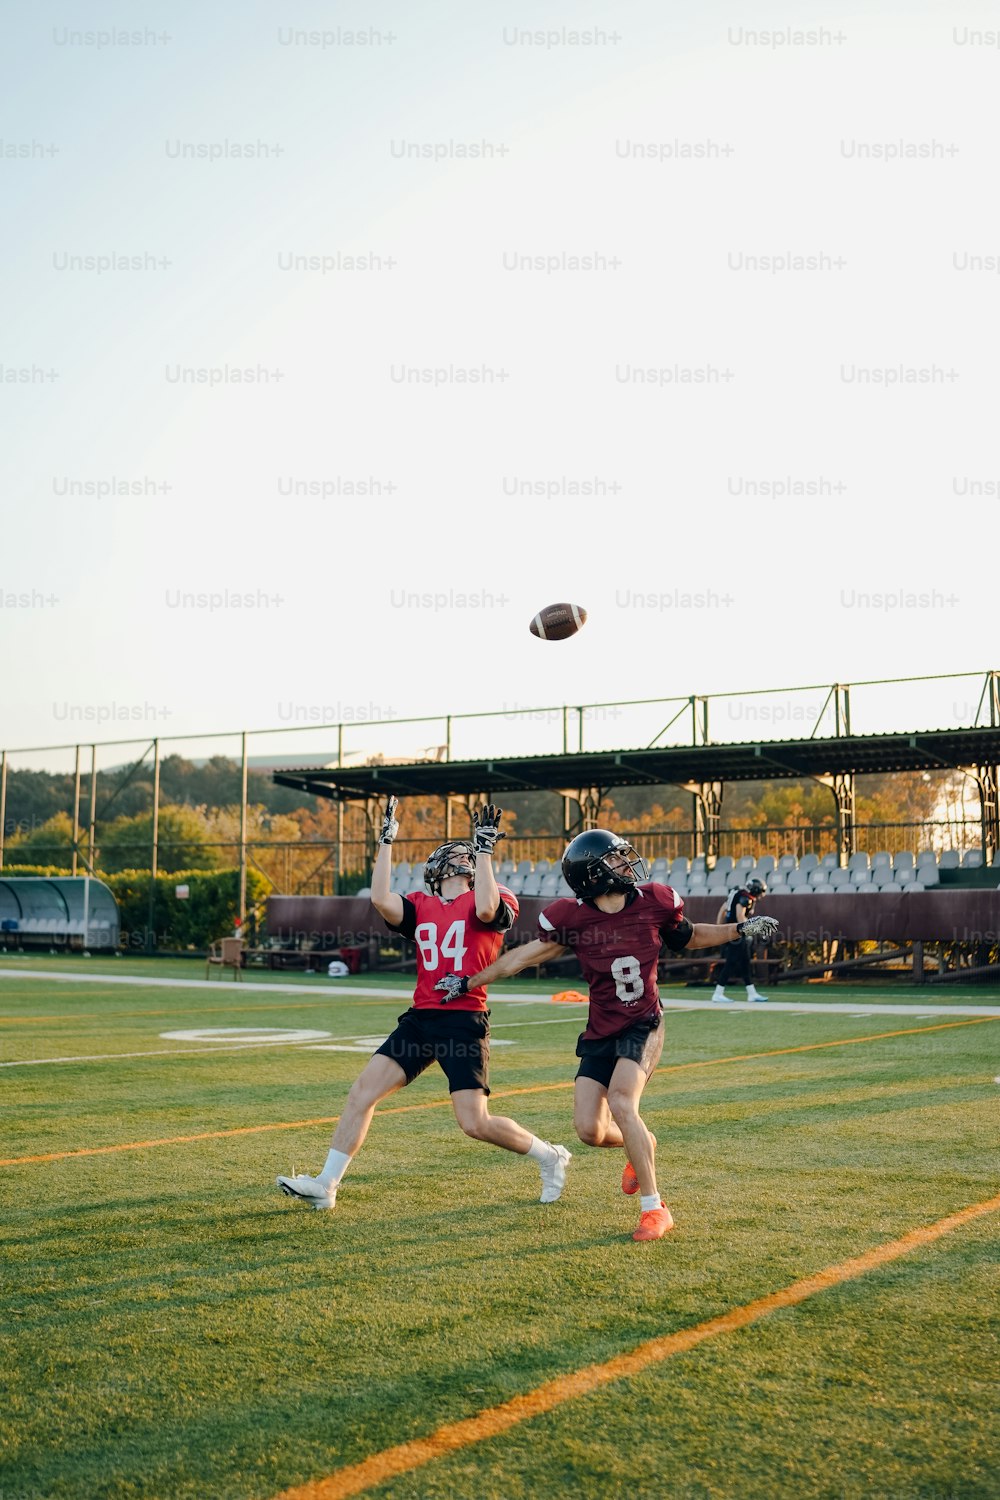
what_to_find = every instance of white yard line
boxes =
[0,1036,388,1068]
[1,967,998,1017]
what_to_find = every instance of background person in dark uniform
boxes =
[712,876,769,1002]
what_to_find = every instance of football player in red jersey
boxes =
[435,829,778,1241]
[276,798,571,1211]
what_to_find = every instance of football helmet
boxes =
[561,829,647,899]
[745,877,767,898]
[424,840,476,894]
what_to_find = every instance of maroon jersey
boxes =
[537,882,686,1039]
[388,886,518,1011]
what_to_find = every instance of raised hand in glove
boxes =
[433,974,469,1004]
[737,914,779,942]
[378,796,399,846]
[471,803,505,856]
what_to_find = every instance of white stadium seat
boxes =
[799,853,819,873]
[828,868,852,888]
[848,852,870,872]
[850,868,872,886]
[938,850,960,869]
[893,851,915,872]
[962,849,984,868]
[808,869,829,887]
[756,854,776,875]
[820,853,840,870]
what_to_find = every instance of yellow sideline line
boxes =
[269,1193,1000,1500]
[1,1016,993,1168]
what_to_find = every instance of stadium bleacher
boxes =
[377,848,995,895]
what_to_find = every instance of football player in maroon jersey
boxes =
[276,798,571,1211]
[435,829,778,1241]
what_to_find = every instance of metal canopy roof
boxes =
[272,726,1000,803]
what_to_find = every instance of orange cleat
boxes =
[632,1201,674,1241]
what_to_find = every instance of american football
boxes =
[529,602,587,640]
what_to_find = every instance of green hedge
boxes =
[0,865,271,950]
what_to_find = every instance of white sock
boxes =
[640,1192,661,1212]
[317,1148,352,1188]
[525,1136,556,1163]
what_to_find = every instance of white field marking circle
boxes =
[306,1036,517,1052]
[160,1027,332,1044]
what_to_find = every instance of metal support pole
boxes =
[336,799,344,895]
[0,750,7,871]
[239,731,248,925]
[578,787,602,830]
[147,739,160,952]
[71,745,81,877]
[680,780,722,861]
[88,745,97,873]
[973,763,999,866]
[815,770,856,863]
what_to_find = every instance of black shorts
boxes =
[375,1008,491,1094]
[574,1012,662,1090]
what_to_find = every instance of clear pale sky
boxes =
[2,0,997,776]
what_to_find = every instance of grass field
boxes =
[2,959,998,1500]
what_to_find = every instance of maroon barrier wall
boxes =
[266,891,1000,949]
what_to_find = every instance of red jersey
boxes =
[537,882,686,1039]
[388,886,519,1011]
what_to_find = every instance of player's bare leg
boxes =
[451,1090,571,1202]
[573,1077,625,1147]
[607,1034,674,1240]
[277,1053,406,1209]
[607,1058,659,1194]
[331,1053,409,1156]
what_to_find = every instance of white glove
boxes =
[737,915,779,942]
[471,803,505,856]
[378,796,399,846]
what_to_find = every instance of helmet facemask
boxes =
[424,840,476,895]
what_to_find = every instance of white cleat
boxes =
[539,1144,572,1203]
[745,990,769,1004]
[276,1173,337,1210]
[711,988,732,1004]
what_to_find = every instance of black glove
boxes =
[472,803,505,856]
[433,974,469,1004]
[378,796,399,846]
[737,915,779,942]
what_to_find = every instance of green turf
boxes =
[1,964,998,1499]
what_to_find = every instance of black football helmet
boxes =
[424,840,476,894]
[746,877,767,897]
[561,829,647,899]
